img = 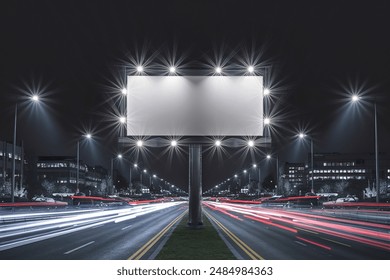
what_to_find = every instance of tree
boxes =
[262,174,276,192]
[319,184,331,193]
[41,180,55,196]
[334,181,349,195]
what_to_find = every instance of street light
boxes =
[215,67,222,74]
[121,88,127,95]
[76,134,93,193]
[110,154,122,195]
[11,95,40,202]
[252,164,261,194]
[169,66,176,74]
[171,140,178,147]
[298,133,314,194]
[351,95,380,202]
[266,154,279,194]
[119,116,126,124]
[136,65,144,73]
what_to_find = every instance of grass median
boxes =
[155,212,236,260]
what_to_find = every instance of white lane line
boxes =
[294,241,307,247]
[92,224,104,229]
[64,241,95,255]
[121,225,133,230]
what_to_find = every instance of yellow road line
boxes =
[204,210,265,260]
[128,210,187,260]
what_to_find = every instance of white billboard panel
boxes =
[126,76,263,136]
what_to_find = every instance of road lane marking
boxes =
[320,237,351,247]
[121,224,133,230]
[294,241,307,247]
[64,241,95,255]
[295,227,319,235]
[128,210,187,260]
[205,210,264,260]
[92,225,104,229]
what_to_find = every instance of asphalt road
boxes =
[203,201,390,260]
[0,202,187,260]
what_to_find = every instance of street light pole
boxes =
[311,139,314,194]
[110,157,114,195]
[351,95,380,202]
[76,140,80,193]
[276,155,279,193]
[11,104,18,203]
[129,166,132,195]
[258,166,261,194]
[374,103,379,203]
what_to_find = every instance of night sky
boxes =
[1,0,390,190]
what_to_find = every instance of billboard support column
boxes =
[188,144,203,227]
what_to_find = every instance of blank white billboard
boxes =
[126,76,263,136]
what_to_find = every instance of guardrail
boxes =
[0,201,68,208]
[323,201,390,210]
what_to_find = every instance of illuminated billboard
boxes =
[126,76,264,136]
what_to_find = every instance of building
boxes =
[37,156,108,195]
[0,140,24,195]
[284,162,306,188]
[283,153,390,197]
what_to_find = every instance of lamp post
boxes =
[76,133,92,193]
[351,95,380,202]
[266,154,279,194]
[253,164,261,195]
[110,154,122,195]
[298,133,314,194]
[11,95,40,203]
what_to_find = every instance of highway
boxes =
[204,201,390,260]
[0,202,187,260]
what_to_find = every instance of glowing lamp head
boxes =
[248,140,255,147]
[247,65,254,73]
[215,67,222,74]
[121,88,127,95]
[143,169,147,173]
[264,117,271,125]
[136,140,143,147]
[243,170,247,173]
[171,140,177,147]
[253,164,257,168]
[153,174,156,178]
[169,66,176,73]
[264,88,270,95]
[234,174,238,178]
[352,95,360,102]
[215,140,221,147]
[85,133,92,139]
[134,164,138,168]
[136,65,144,72]
[299,133,305,139]
[31,95,39,102]
[118,154,123,159]
[119,116,126,124]
[266,154,271,159]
